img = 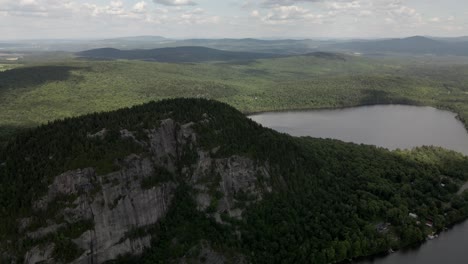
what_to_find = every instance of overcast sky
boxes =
[0,0,466,40]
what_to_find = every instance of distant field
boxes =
[1,54,468,142]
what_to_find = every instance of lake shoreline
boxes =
[244,102,468,135]
[343,215,468,264]
[251,104,468,264]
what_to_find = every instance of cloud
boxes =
[152,0,196,6]
[133,1,148,13]
[83,1,128,17]
[0,0,465,40]
[323,0,423,25]
[177,8,221,25]
[0,0,76,17]
[262,0,321,7]
[261,0,363,8]
[254,5,325,24]
[326,0,361,11]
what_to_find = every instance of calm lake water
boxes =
[249,105,468,264]
[249,105,468,155]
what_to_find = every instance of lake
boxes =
[249,104,468,264]
[249,105,468,155]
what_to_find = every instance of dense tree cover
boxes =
[2,55,468,141]
[2,99,468,263]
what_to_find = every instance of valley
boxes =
[2,52,468,145]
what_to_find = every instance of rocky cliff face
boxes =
[18,118,271,264]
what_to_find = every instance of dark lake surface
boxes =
[249,105,468,264]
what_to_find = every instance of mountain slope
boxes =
[76,46,282,62]
[1,99,468,263]
[329,36,468,55]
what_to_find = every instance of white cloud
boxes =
[133,1,148,13]
[83,1,128,17]
[152,0,196,6]
[262,0,323,7]
[326,0,361,11]
[177,8,220,25]
[0,0,77,17]
[255,5,325,24]
[0,0,465,39]
[251,10,260,17]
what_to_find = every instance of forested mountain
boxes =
[5,36,468,56]
[159,38,323,54]
[0,37,322,54]
[329,36,468,56]
[430,36,468,43]
[76,46,282,62]
[1,99,468,264]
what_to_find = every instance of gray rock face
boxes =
[25,155,177,264]
[19,118,270,264]
[27,223,66,240]
[191,151,272,222]
[148,119,196,173]
[24,244,55,264]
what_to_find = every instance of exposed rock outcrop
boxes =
[24,244,55,264]
[19,118,270,264]
[190,152,272,222]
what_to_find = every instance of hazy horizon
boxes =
[0,0,467,40]
[2,34,468,42]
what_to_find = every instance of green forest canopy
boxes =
[1,54,468,143]
[1,99,468,263]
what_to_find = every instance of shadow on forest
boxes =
[360,89,418,105]
[0,66,84,91]
[0,125,30,149]
[305,52,347,61]
[216,59,260,66]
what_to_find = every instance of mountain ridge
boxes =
[76,46,282,62]
[329,36,468,55]
[2,99,468,263]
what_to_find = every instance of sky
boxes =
[0,0,466,40]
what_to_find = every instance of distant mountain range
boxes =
[102,35,168,42]
[76,46,282,63]
[329,36,468,56]
[77,36,468,63]
[4,35,468,57]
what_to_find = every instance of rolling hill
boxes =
[76,46,282,63]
